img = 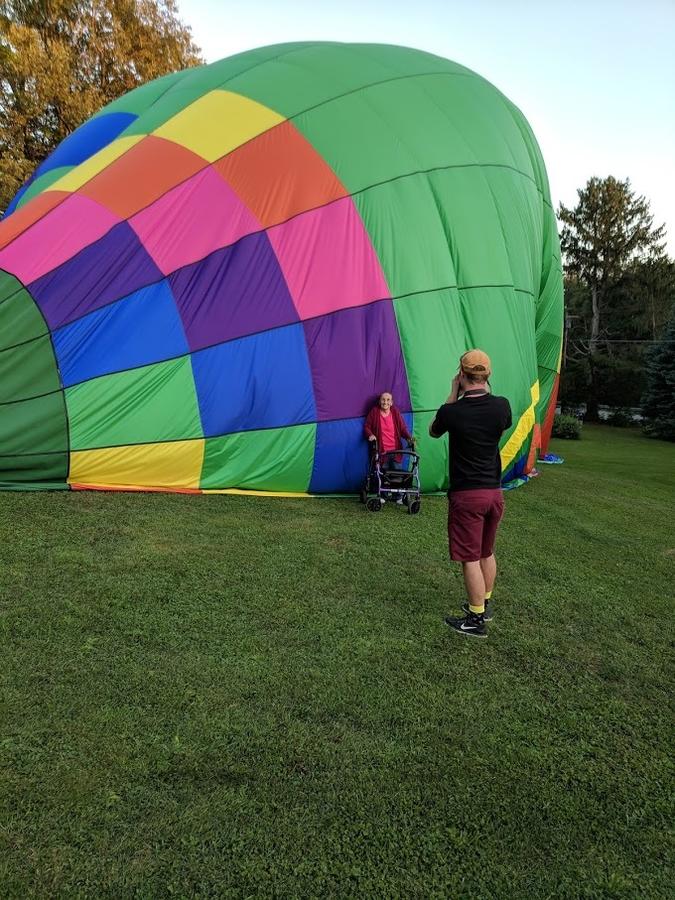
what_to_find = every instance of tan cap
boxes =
[460,349,491,376]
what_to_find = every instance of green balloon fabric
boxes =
[0,42,563,494]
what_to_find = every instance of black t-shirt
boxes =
[431,392,512,492]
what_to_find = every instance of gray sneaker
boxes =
[462,599,493,622]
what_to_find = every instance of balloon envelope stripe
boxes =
[303,300,410,422]
[0,195,121,286]
[167,231,299,353]
[200,423,316,492]
[212,120,348,227]
[65,356,203,452]
[17,168,75,210]
[0,192,69,251]
[267,197,390,321]
[154,89,285,163]
[52,281,190,387]
[191,324,316,437]
[30,222,163,330]
[69,438,205,490]
[129,164,261,276]
[80,135,207,219]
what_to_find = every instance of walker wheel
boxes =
[408,499,421,515]
[366,498,383,512]
[359,488,367,504]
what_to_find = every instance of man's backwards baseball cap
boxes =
[460,349,491,376]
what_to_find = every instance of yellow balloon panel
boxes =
[500,380,539,470]
[47,136,144,194]
[69,439,205,490]
[154,90,285,162]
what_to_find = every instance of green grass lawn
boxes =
[1,424,673,898]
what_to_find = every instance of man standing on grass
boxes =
[429,350,512,638]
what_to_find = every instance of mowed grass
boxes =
[1,425,673,898]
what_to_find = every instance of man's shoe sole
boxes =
[450,628,487,638]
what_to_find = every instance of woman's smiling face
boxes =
[379,392,393,412]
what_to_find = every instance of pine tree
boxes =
[559,176,666,420]
[641,306,675,441]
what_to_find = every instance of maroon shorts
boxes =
[448,489,504,562]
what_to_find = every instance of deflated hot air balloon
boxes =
[0,42,563,494]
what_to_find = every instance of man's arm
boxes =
[445,375,461,406]
[429,418,441,438]
[429,376,461,438]
[503,398,513,431]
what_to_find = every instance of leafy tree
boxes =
[612,257,675,343]
[642,305,675,442]
[0,0,202,211]
[561,259,675,413]
[558,176,667,419]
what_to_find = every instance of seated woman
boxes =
[364,392,413,469]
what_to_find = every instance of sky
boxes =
[175,0,675,256]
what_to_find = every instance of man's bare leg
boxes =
[479,554,496,597]
[462,560,486,610]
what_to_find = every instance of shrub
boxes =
[552,413,582,440]
[606,407,636,428]
[644,418,675,442]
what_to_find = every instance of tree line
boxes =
[559,176,674,439]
